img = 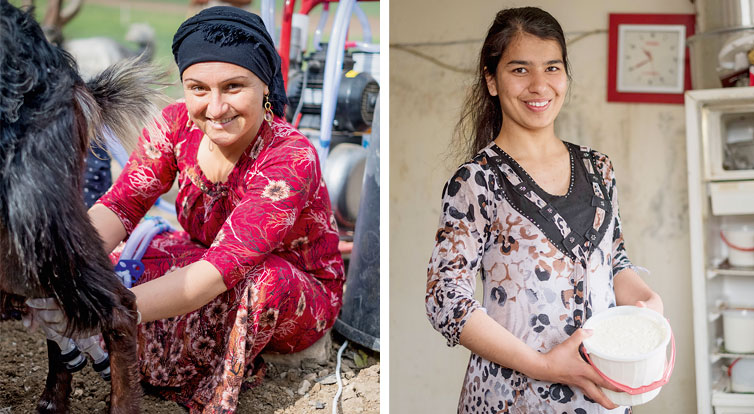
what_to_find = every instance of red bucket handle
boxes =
[581,324,676,396]
[720,231,754,252]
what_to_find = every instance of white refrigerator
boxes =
[686,87,754,414]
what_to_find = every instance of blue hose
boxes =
[114,216,172,288]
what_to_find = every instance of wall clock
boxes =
[607,13,695,104]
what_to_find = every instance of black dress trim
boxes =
[487,142,612,261]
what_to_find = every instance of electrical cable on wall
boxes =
[390,44,474,74]
[390,29,607,73]
[391,38,481,47]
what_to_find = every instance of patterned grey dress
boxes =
[426,141,635,414]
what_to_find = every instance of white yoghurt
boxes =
[588,314,666,357]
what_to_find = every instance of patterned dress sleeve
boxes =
[202,135,319,289]
[96,104,179,233]
[426,162,495,347]
[594,152,634,275]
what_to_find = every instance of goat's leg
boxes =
[101,286,141,414]
[36,339,73,414]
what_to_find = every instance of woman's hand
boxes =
[535,328,620,410]
[130,260,226,322]
[614,268,664,315]
[461,311,621,409]
[634,297,663,315]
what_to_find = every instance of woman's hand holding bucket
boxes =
[536,328,620,410]
[580,306,675,406]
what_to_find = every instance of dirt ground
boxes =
[0,320,379,413]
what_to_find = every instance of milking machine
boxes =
[281,0,379,157]
[31,216,172,381]
[274,0,382,353]
[114,216,173,288]
[42,327,112,380]
[286,46,379,144]
[271,5,381,413]
[276,0,380,238]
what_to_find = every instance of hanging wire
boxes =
[566,29,607,46]
[390,44,473,74]
[390,38,481,47]
[389,29,607,74]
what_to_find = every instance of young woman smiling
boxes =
[426,7,662,414]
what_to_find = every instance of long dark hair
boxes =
[453,7,570,161]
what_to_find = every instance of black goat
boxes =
[0,1,166,412]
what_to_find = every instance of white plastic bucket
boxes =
[721,228,754,267]
[729,358,754,393]
[581,306,675,406]
[723,308,754,353]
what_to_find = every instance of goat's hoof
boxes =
[36,398,66,414]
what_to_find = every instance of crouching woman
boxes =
[84,7,343,412]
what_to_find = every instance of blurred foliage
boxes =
[9,0,379,99]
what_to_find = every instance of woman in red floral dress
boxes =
[87,7,344,412]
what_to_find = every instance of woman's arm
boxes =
[459,309,619,410]
[88,204,226,322]
[130,260,226,322]
[88,203,127,254]
[613,268,664,314]
[95,104,180,236]
[598,153,664,315]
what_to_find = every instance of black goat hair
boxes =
[0,1,167,412]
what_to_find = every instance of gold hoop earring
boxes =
[264,94,273,126]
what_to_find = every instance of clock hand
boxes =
[642,48,653,61]
[631,59,651,70]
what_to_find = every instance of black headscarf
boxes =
[172,6,288,116]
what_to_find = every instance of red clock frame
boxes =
[607,13,695,104]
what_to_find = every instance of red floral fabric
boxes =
[97,102,344,413]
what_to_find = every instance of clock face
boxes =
[617,24,686,94]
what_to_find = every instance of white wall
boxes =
[389,1,697,413]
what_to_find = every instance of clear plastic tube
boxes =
[353,3,371,44]
[318,0,357,166]
[75,336,108,365]
[313,7,329,51]
[347,42,380,53]
[260,0,276,44]
[117,217,171,287]
[42,326,87,371]
[132,221,170,261]
[119,218,157,260]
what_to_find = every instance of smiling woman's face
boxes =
[182,61,269,150]
[485,32,568,134]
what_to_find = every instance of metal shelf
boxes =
[708,261,754,279]
[711,350,754,363]
[712,390,754,413]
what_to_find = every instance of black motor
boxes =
[286,46,380,134]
